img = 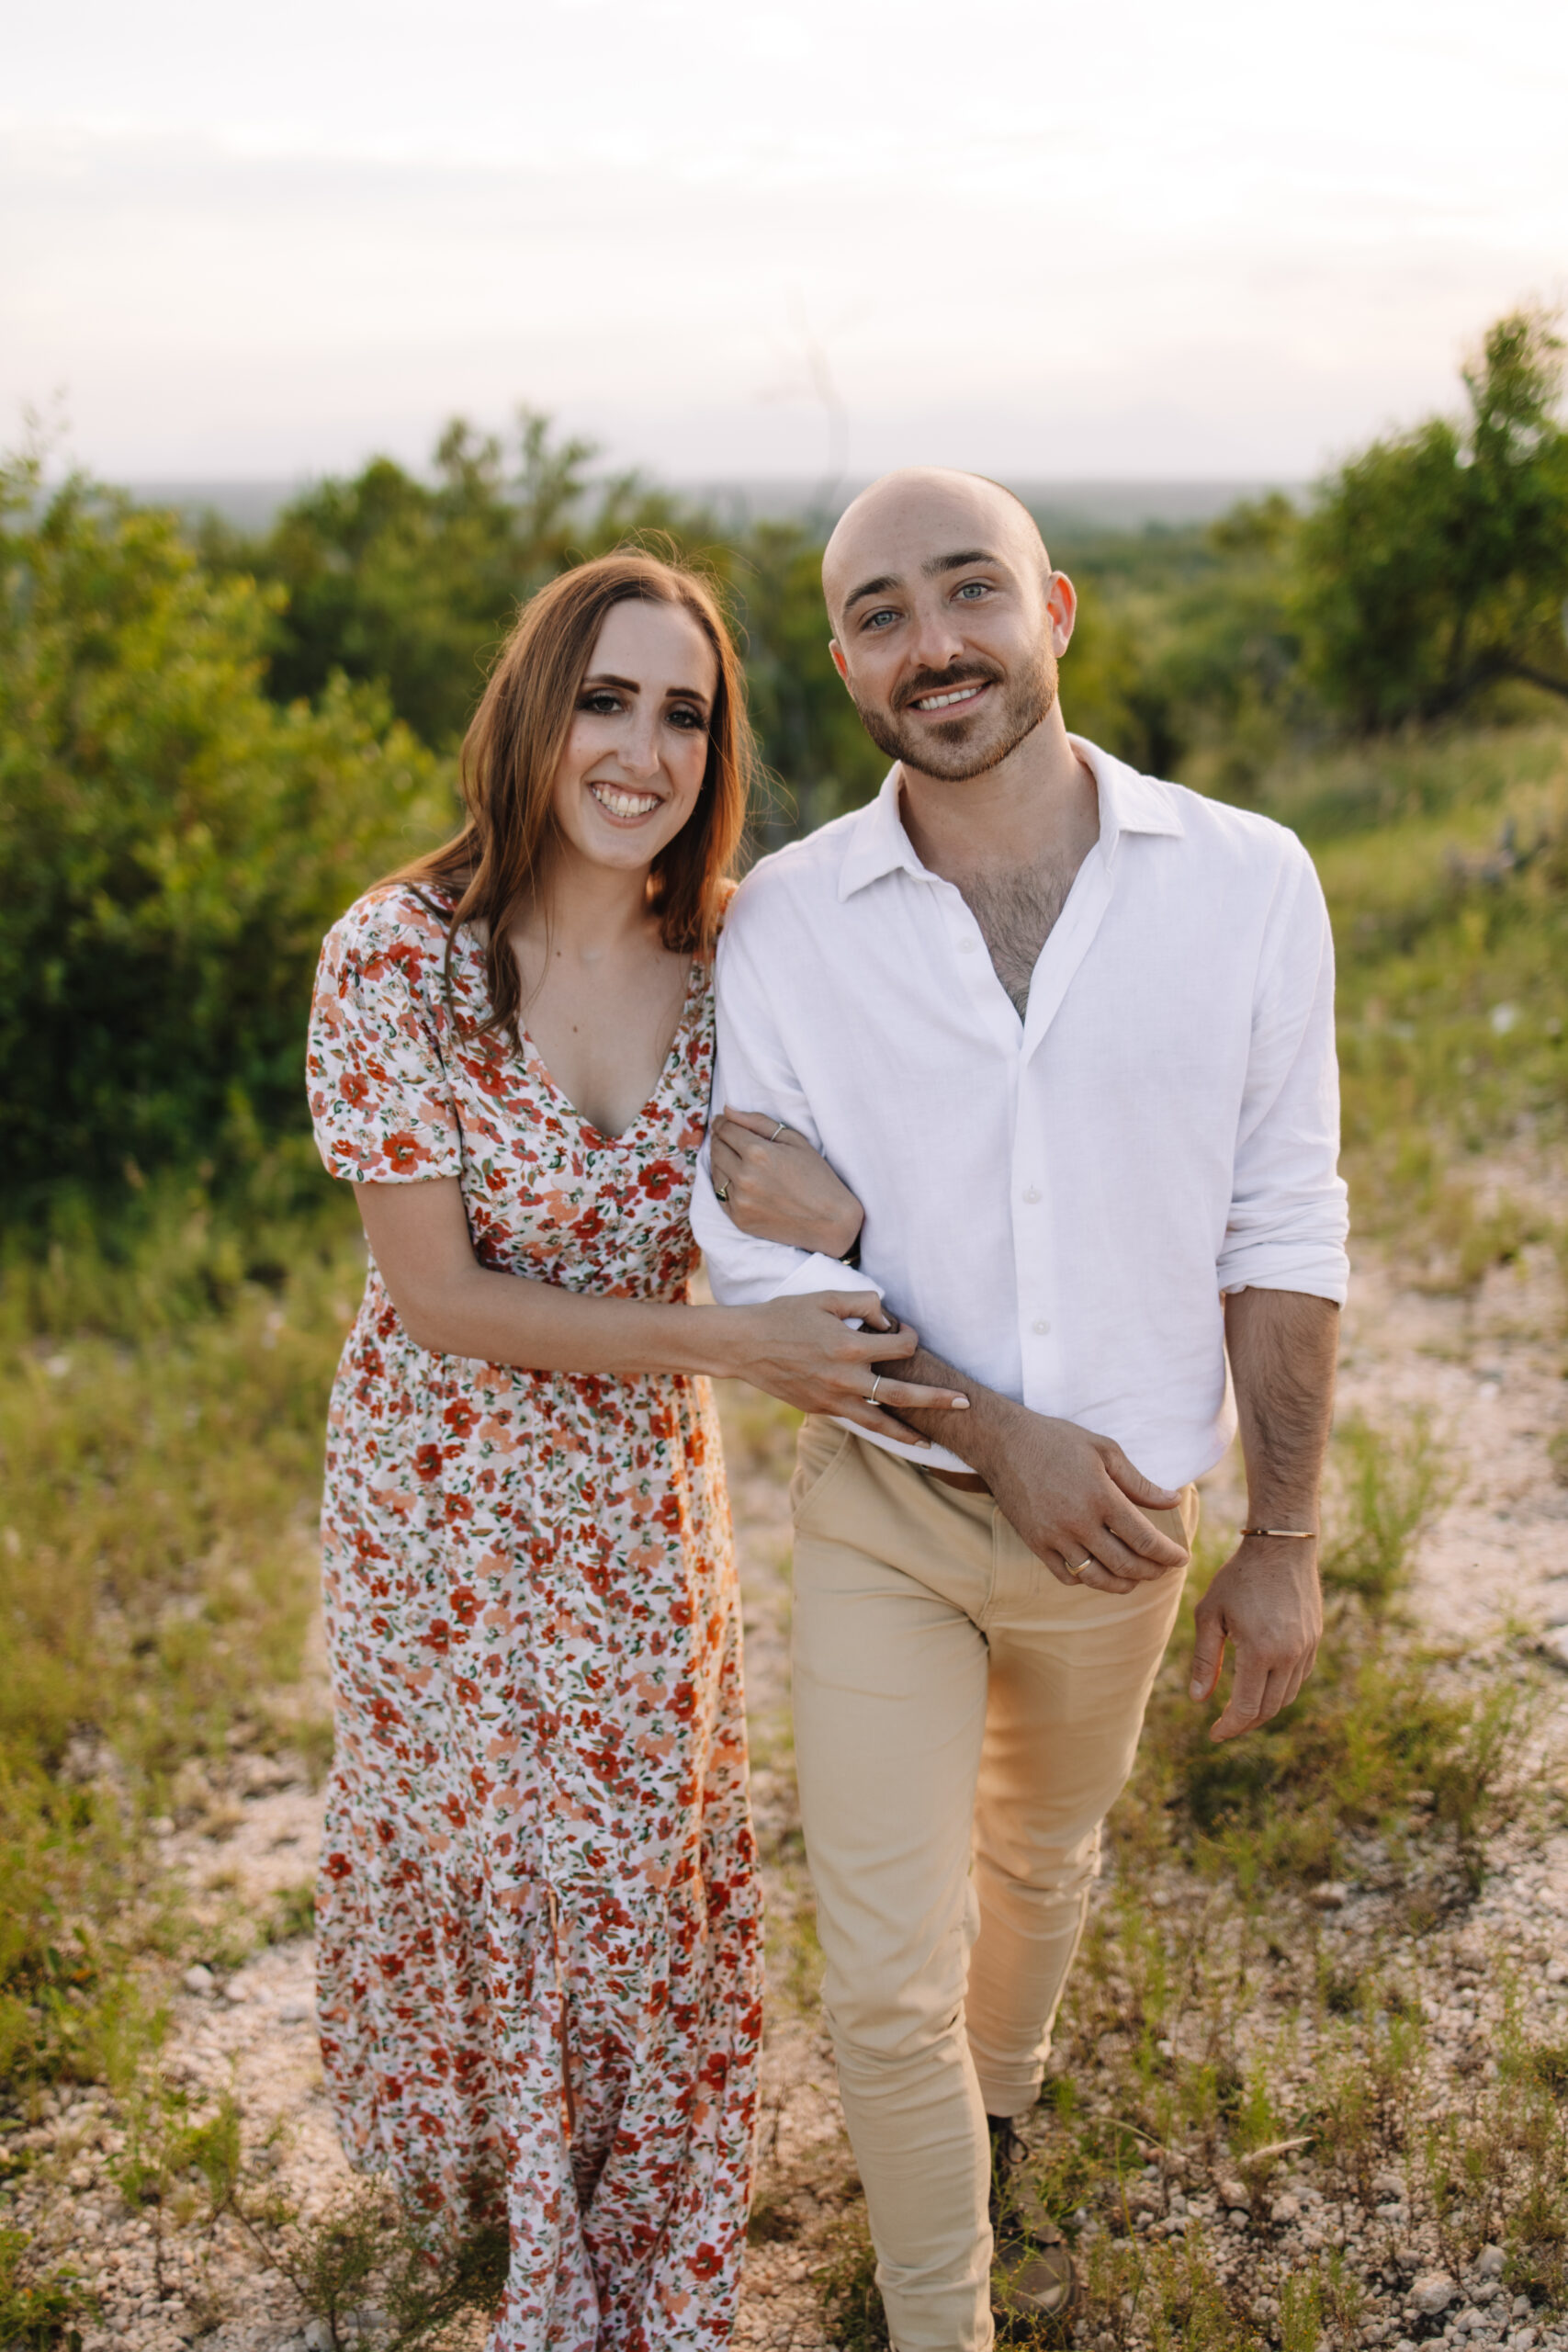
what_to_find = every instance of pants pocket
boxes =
[789,1417,854,1528]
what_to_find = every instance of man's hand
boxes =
[974,1402,1190,1592]
[871,1346,1190,1594]
[1190,1286,1340,1739]
[1189,1534,1323,1741]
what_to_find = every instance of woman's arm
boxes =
[355,1178,965,1445]
[709,1108,863,1257]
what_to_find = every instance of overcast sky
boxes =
[5,0,1567,486]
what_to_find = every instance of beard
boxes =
[848,644,1060,781]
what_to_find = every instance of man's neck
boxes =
[896,707,1101,1020]
[895,703,1099,888]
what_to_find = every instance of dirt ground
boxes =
[14,1214,1568,2352]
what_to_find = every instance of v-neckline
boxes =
[520,959,704,1147]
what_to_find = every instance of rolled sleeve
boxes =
[1217,843,1350,1305]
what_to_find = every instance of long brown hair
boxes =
[391,548,754,1044]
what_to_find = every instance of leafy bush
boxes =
[0,453,452,1212]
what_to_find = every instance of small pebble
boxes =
[181,1964,214,1996]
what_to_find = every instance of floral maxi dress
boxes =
[306,887,762,2352]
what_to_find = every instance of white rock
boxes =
[1510,2332,1538,2352]
[1411,2275,1458,2317]
[1372,2169,1406,2199]
[181,1964,214,1996]
[1477,2249,1506,2279]
[1270,2192,1301,2223]
[1310,1882,1349,1910]
[223,1981,249,2005]
[305,2324,333,2352]
[1217,2177,1249,2209]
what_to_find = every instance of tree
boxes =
[0,455,452,1210]
[234,412,699,749]
[1300,309,1568,729]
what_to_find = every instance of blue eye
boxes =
[863,608,898,630]
[955,582,989,600]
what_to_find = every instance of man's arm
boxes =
[693,916,886,1311]
[874,1344,1190,1595]
[1189,1286,1338,1741]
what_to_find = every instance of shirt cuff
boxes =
[768,1253,886,1305]
[1215,1247,1350,1306]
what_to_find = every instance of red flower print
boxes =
[382,1132,425,1174]
[305,889,759,2346]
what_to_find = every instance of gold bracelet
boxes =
[1240,1525,1318,1540]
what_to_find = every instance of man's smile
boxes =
[905,678,997,715]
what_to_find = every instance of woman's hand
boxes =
[710,1107,863,1259]
[724,1293,970,1447]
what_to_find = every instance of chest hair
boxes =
[958,860,1078,1019]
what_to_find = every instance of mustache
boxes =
[893,662,1004,712]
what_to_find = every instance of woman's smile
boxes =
[588,779,664,821]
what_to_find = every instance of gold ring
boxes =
[1067,1557,1093,1579]
[715,1179,730,1202]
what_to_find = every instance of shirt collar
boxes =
[836,736,1184,902]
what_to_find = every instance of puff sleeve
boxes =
[306,888,463,1183]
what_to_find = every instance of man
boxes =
[692,469,1348,2352]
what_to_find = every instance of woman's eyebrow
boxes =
[584,669,712,707]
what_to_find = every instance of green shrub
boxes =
[0,452,452,1213]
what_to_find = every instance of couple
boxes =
[306,469,1348,2352]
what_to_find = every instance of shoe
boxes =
[988,2119,1079,2340]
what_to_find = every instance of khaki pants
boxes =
[789,1419,1196,2352]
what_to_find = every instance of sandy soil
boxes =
[11,1218,1568,2352]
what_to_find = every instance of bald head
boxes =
[818,466,1075,786]
[822,468,1051,634]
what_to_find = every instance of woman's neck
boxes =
[516,844,657,965]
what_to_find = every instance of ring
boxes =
[865,1374,883,1406]
[715,1179,730,1202]
[769,1120,785,1142]
[1066,1557,1094,1579]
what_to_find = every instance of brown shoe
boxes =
[992,2227,1079,2337]
[989,2121,1080,2339]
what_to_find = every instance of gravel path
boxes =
[13,1214,1568,2352]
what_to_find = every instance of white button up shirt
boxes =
[691,738,1349,1488]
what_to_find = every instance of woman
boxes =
[305,549,964,2352]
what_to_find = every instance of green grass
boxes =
[0,1175,357,2101]
[1293,722,1568,1263]
[1112,1412,1529,1900]
[2,713,1567,2343]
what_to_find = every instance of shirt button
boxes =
[956,938,977,954]
[1021,1186,1042,1204]
[1032,1318,1051,1336]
